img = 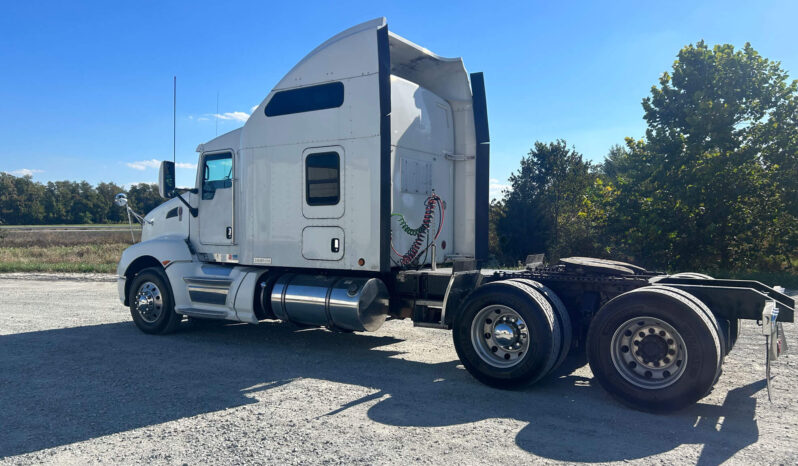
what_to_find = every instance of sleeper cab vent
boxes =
[401,157,432,195]
[264,82,344,117]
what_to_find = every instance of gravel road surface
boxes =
[1,275,796,464]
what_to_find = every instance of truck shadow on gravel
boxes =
[0,320,763,463]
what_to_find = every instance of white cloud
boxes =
[250,105,259,113]
[211,111,250,122]
[126,159,161,170]
[191,110,251,123]
[126,159,196,171]
[5,168,44,177]
[489,178,511,201]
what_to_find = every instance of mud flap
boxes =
[762,300,787,401]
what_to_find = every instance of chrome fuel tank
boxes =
[270,274,389,332]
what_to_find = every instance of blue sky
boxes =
[1,1,796,197]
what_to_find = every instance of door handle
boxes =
[226,226,233,239]
[331,238,340,253]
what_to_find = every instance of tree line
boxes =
[0,176,162,225]
[1,42,796,274]
[492,41,797,273]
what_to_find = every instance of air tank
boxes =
[268,274,389,332]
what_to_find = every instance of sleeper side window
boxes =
[305,152,340,206]
[265,82,344,117]
[202,152,233,200]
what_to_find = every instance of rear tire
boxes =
[453,280,561,389]
[715,317,741,355]
[729,318,741,350]
[509,279,572,374]
[128,267,182,335]
[587,286,722,412]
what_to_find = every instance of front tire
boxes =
[128,267,182,334]
[587,286,722,412]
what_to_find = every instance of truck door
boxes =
[300,146,345,261]
[199,151,234,245]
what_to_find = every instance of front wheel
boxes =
[128,267,182,334]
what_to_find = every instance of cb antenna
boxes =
[173,76,176,164]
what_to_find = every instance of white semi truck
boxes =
[116,18,793,412]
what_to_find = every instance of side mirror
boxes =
[114,193,128,207]
[159,161,176,199]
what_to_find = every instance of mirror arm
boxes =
[175,191,198,217]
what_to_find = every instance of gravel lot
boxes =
[1,274,796,465]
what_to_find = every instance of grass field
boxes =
[0,244,126,273]
[0,226,133,273]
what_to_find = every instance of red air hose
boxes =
[397,194,443,266]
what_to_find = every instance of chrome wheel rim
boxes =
[610,316,688,389]
[470,305,530,368]
[134,281,163,324]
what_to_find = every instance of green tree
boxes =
[494,140,599,263]
[96,182,126,223]
[605,41,798,271]
[0,174,163,225]
[127,183,162,216]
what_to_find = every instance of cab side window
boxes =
[202,152,233,200]
[306,152,340,206]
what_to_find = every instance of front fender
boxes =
[116,235,194,304]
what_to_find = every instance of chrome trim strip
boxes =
[183,277,233,287]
